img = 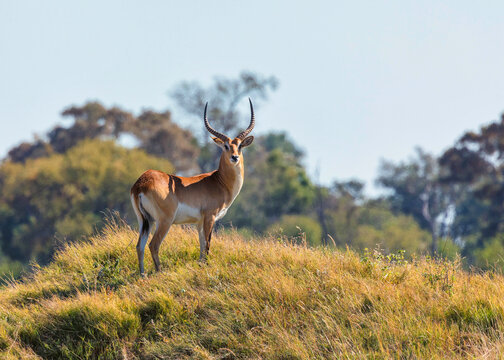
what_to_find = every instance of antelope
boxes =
[130,99,255,275]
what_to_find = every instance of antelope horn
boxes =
[236,98,255,140]
[204,102,228,141]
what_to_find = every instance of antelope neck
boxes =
[216,154,244,195]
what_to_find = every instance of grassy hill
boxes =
[1,221,504,359]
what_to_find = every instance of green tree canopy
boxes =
[440,113,504,239]
[7,102,198,173]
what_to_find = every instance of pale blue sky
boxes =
[1,1,504,193]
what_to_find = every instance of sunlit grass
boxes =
[1,220,504,358]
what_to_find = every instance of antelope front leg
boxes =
[204,215,216,259]
[198,215,215,262]
[197,221,206,262]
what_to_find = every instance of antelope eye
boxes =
[224,144,230,151]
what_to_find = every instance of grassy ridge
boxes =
[1,222,504,359]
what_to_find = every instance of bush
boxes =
[473,234,504,271]
[0,252,24,279]
[267,215,322,246]
[354,207,431,255]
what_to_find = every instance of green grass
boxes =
[1,221,504,359]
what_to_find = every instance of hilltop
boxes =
[1,221,504,359]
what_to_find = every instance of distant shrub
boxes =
[354,211,431,255]
[473,234,504,271]
[0,252,24,279]
[267,215,322,246]
[437,237,460,261]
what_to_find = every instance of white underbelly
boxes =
[173,202,201,224]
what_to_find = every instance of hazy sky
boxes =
[2,1,504,193]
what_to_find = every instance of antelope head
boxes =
[204,98,255,166]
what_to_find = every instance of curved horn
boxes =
[204,102,228,141]
[236,98,255,140]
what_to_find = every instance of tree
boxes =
[7,138,52,163]
[376,148,452,254]
[7,102,199,173]
[318,180,365,248]
[310,181,433,255]
[439,113,504,240]
[126,109,199,173]
[314,181,330,246]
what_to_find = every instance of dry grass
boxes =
[1,220,504,359]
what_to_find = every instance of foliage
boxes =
[319,181,363,247]
[0,251,23,279]
[375,112,504,268]
[314,182,434,256]
[0,139,173,264]
[360,248,409,284]
[266,215,322,246]
[125,109,199,173]
[437,237,460,261]
[422,257,458,294]
[7,101,198,172]
[354,207,431,255]
[2,223,504,358]
[377,147,452,254]
[439,113,504,261]
[473,234,504,272]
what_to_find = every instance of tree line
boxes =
[1,71,503,276]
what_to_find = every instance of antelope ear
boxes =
[212,137,226,148]
[240,136,254,148]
